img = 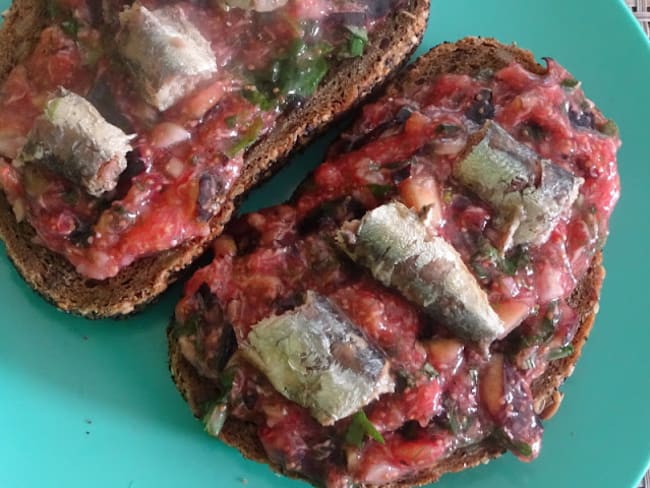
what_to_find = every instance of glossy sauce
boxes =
[0,0,396,278]
[174,59,620,486]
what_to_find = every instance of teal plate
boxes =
[1,0,649,486]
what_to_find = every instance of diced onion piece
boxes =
[151,122,191,149]
[493,300,531,337]
[165,157,185,178]
[479,353,505,419]
[398,176,442,223]
[423,338,464,371]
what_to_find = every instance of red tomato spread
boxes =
[173,58,620,487]
[0,0,398,279]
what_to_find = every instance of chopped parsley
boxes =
[560,78,580,90]
[60,18,79,38]
[366,183,394,199]
[244,39,333,110]
[202,369,235,438]
[224,117,263,158]
[342,25,368,58]
[599,119,620,137]
[436,124,462,137]
[345,410,384,448]
[547,344,574,361]
[422,363,439,380]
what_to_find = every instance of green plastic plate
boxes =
[1,0,649,486]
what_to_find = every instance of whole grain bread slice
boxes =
[0,0,430,318]
[167,37,608,487]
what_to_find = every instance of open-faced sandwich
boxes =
[0,0,429,317]
[169,37,621,487]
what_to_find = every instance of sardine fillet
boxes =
[17,90,132,196]
[337,202,505,341]
[241,291,395,426]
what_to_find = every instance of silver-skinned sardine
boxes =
[454,121,583,249]
[336,202,505,342]
[118,3,217,111]
[242,291,395,426]
[16,90,133,196]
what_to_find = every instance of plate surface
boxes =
[1,1,649,487]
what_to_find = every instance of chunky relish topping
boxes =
[173,56,620,487]
[0,0,400,279]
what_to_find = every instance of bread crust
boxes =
[167,38,608,487]
[0,0,430,317]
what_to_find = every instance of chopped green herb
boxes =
[367,183,394,199]
[436,124,461,137]
[45,98,61,120]
[547,344,574,361]
[244,39,332,109]
[242,87,276,111]
[517,302,558,348]
[341,25,368,58]
[560,78,580,89]
[60,19,79,38]
[202,369,235,438]
[344,25,369,42]
[347,36,365,57]
[501,246,531,276]
[422,363,439,379]
[599,119,619,137]
[225,117,263,158]
[510,439,533,457]
[345,411,384,448]
[225,115,237,129]
[61,188,78,205]
[448,407,462,435]
[493,429,533,457]
[203,402,227,437]
[522,355,536,370]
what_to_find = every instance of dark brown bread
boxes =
[168,38,608,487]
[0,0,430,317]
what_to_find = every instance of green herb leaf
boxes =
[501,246,531,276]
[225,117,263,158]
[344,25,368,42]
[522,355,536,370]
[560,78,580,89]
[203,402,228,437]
[60,18,79,39]
[493,428,533,457]
[61,188,78,205]
[366,183,394,199]
[244,40,332,109]
[242,87,276,111]
[347,36,365,57]
[510,439,533,457]
[547,344,574,361]
[341,25,368,58]
[599,119,619,137]
[225,115,237,129]
[422,363,439,379]
[436,124,461,137]
[345,411,384,448]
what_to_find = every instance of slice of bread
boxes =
[168,37,608,487]
[0,0,430,317]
